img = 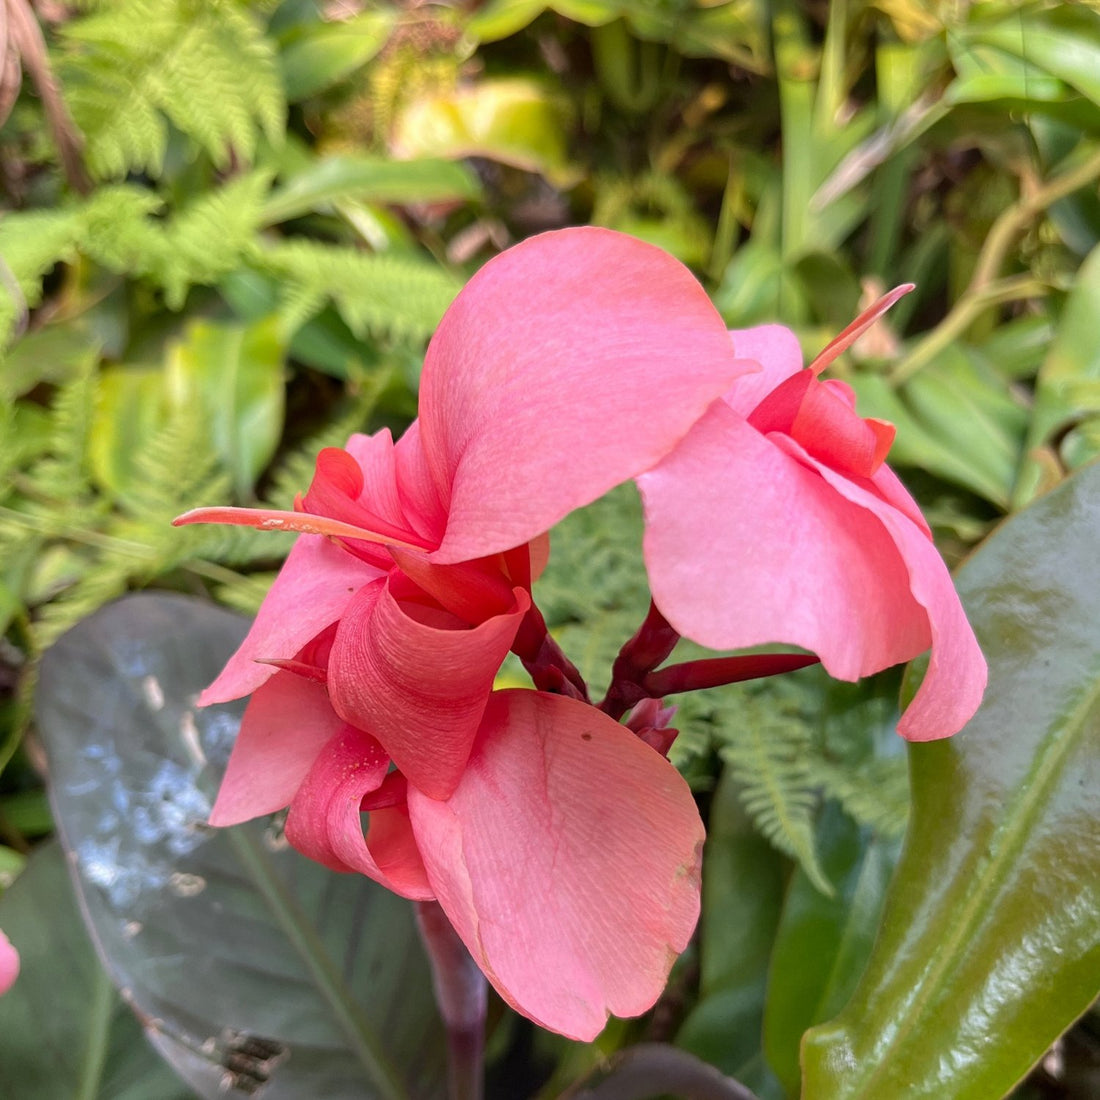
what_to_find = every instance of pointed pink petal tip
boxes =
[808,283,915,375]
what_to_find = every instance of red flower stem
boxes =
[511,603,590,701]
[414,901,486,1100]
[643,653,820,696]
[601,602,681,719]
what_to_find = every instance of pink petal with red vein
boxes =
[638,401,931,681]
[209,672,345,826]
[200,535,383,705]
[407,690,703,1041]
[285,724,433,899]
[328,578,530,800]
[420,227,751,563]
[0,929,18,995]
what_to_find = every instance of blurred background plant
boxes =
[0,1,1097,1098]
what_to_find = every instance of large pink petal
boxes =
[638,401,931,681]
[420,227,752,563]
[327,577,530,799]
[408,690,704,1041]
[209,672,345,826]
[200,535,384,705]
[796,449,987,739]
[285,725,434,900]
[0,929,18,995]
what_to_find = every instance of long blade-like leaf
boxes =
[801,462,1100,1099]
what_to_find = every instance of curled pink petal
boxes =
[722,324,804,415]
[639,401,931,682]
[209,672,345,826]
[285,725,433,900]
[408,690,704,1041]
[0,929,18,995]
[200,535,384,705]
[328,577,531,799]
[421,227,752,563]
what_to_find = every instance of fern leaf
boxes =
[715,684,833,895]
[818,756,910,840]
[258,240,461,343]
[59,0,285,179]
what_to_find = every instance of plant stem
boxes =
[415,902,487,1100]
[889,274,1049,385]
[889,146,1100,385]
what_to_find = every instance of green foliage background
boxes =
[0,1,1097,1098]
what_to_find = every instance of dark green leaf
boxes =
[801,461,1100,1100]
[676,767,786,1100]
[0,843,195,1100]
[34,594,445,1100]
[763,805,899,1096]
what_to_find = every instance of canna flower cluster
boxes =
[173,227,986,1039]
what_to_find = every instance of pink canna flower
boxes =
[0,929,18,995]
[175,226,985,1040]
[637,294,987,740]
[175,227,742,1040]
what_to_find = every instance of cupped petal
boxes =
[200,535,384,705]
[408,690,704,1041]
[638,401,931,681]
[420,227,752,563]
[284,724,433,900]
[722,324,805,416]
[209,672,345,826]
[0,929,18,995]
[328,577,530,799]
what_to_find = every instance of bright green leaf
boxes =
[166,317,287,500]
[279,11,395,101]
[802,461,1100,1100]
[262,155,481,225]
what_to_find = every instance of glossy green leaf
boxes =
[261,155,481,225]
[1015,243,1100,508]
[34,593,446,1100]
[801,461,1100,1100]
[763,805,899,1096]
[278,11,395,101]
[0,843,195,1100]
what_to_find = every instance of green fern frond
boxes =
[153,171,272,308]
[818,756,910,840]
[258,240,461,343]
[59,0,285,179]
[23,362,98,506]
[714,682,832,895]
[0,209,82,344]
